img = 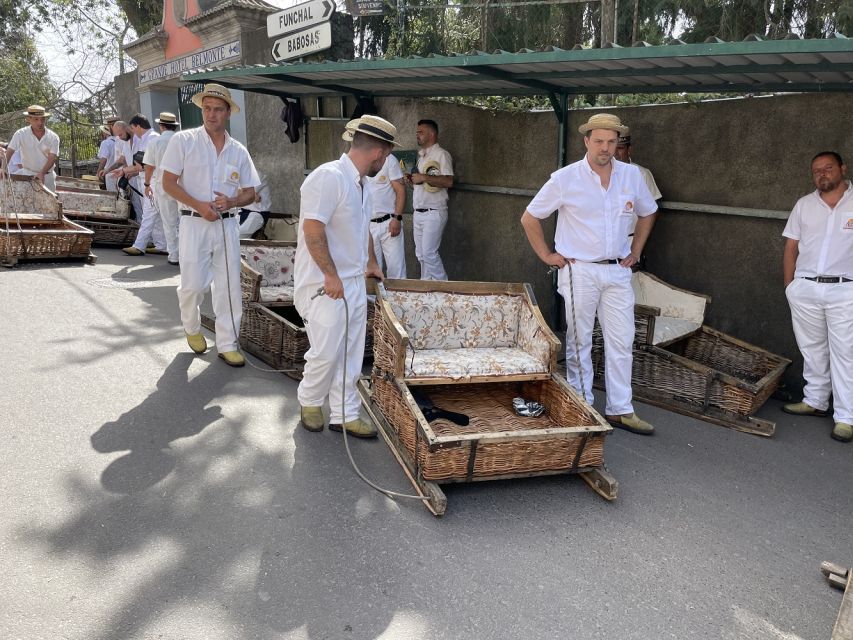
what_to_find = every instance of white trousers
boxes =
[156,188,180,262]
[413,208,448,280]
[370,217,407,279]
[786,278,853,423]
[559,262,635,416]
[239,211,265,239]
[295,276,367,423]
[132,189,166,252]
[177,215,242,353]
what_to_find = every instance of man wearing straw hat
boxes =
[5,105,60,192]
[161,83,260,367]
[521,113,659,435]
[142,112,182,265]
[294,114,395,438]
[96,124,116,189]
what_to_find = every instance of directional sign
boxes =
[272,22,332,62]
[267,0,334,39]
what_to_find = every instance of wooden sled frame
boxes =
[358,376,618,516]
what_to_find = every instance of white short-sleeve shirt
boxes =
[142,130,176,187]
[160,127,260,211]
[295,154,371,289]
[97,137,116,162]
[245,174,272,212]
[365,153,404,216]
[113,137,130,165]
[526,156,658,262]
[413,143,453,209]
[783,181,853,279]
[8,126,60,175]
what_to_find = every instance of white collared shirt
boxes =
[365,153,403,215]
[631,161,662,200]
[97,137,115,162]
[8,126,60,175]
[131,128,158,158]
[142,130,176,187]
[113,137,130,165]
[295,153,372,289]
[783,181,853,279]
[413,143,453,209]
[160,126,260,211]
[526,156,658,262]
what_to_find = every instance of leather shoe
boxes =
[186,332,207,354]
[329,418,378,439]
[218,351,245,367]
[831,422,853,443]
[146,247,168,255]
[782,401,830,417]
[300,406,324,432]
[606,412,654,435]
[122,246,144,256]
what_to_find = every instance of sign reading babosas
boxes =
[138,40,242,85]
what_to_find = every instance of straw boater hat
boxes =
[155,111,180,125]
[341,115,400,147]
[577,113,629,135]
[191,83,240,114]
[99,125,111,135]
[23,105,50,118]
[617,134,632,146]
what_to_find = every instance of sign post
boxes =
[271,22,333,62]
[267,0,334,39]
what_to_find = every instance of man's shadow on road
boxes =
[90,353,222,494]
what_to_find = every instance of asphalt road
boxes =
[2,249,851,640]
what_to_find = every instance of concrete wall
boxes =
[291,92,853,395]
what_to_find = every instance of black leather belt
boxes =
[180,209,234,219]
[801,276,852,283]
[414,208,437,212]
[371,214,402,223]
[593,259,621,265]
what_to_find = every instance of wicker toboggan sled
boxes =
[1,176,95,267]
[362,279,617,515]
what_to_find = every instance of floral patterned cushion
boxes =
[242,245,295,287]
[384,291,523,350]
[405,347,548,380]
[259,285,294,304]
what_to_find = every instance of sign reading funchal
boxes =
[268,0,336,62]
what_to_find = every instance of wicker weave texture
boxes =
[371,376,606,481]
[594,326,788,417]
[68,218,139,246]
[0,220,93,259]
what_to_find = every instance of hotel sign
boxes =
[138,40,242,85]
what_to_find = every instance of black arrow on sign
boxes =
[322,0,333,18]
[273,40,281,59]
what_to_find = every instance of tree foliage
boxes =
[0,35,58,116]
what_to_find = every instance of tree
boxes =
[0,35,58,115]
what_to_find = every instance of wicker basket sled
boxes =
[238,239,375,379]
[56,180,138,246]
[591,271,790,437]
[363,279,616,515]
[1,177,95,267]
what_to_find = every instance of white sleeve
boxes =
[526,177,561,219]
[159,134,185,176]
[782,202,802,240]
[387,154,404,180]
[440,149,454,176]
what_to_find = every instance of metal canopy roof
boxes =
[183,36,853,98]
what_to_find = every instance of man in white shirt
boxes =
[366,153,406,278]
[101,121,131,192]
[95,125,115,186]
[405,119,453,280]
[521,113,658,435]
[782,151,853,442]
[294,115,394,438]
[142,112,181,264]
[238,172,271,239]
[117,113,166,256]
[161,83,260,368]
[5,105,61,192]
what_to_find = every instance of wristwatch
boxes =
[393,214,403,221]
